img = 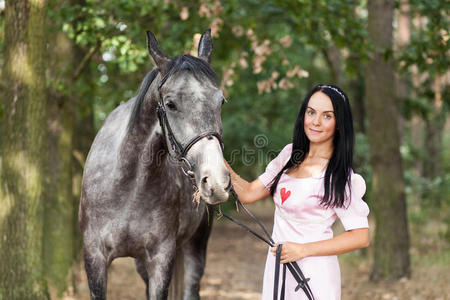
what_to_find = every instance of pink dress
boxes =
[258,144,370,300]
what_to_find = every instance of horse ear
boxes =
[146,30,170,74]
[198,28,213,63]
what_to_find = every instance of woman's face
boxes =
[304,91,336,145]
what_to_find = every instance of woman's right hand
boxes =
[224,159,271,204]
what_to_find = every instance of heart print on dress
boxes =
[280,187,291,204]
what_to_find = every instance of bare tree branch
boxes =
[72,42,101,81]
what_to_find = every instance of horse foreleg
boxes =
[84,250,108,300]
[182,210,213,300]
[145,239,177,300]
[136,258,150,300]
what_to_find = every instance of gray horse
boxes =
[79,29,231,300]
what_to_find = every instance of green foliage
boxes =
[273,0,369,76]
[402,128,450,243]
[49,0,374,135]
[399,0,449,76]
[354,132,373,205]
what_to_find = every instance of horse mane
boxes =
[127,54,218,131]
[166,54,218,86]
[127,69,158,131]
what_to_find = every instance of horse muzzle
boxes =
[198,170,231,205]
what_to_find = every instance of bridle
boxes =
[156,70,314,300]
[155,71,224,181]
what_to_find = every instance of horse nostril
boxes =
[201,176,208,184]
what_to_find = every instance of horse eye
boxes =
[221,98,227,106]
[165,100,177,111]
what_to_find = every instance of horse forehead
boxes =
[170,74,219,98]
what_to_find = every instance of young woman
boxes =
[225,84,370,299]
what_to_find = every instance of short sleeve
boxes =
[333,173,370,231]
[258,143,292,189]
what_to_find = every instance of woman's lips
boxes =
[309,128,322,134]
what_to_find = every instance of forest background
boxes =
[0,0,448,299]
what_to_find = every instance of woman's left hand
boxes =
[270,242,308,264]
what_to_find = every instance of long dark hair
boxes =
[269,84,354,208]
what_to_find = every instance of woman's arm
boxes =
[224,160,270,204]
[270,228,370,263]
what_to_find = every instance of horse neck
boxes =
[121,85,167,173]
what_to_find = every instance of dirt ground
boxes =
[73,201,450,300]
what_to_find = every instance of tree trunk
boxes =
[44,0,98,291]
[349,73,366,134]
[365,0,411,281]
[321,44,342,86]
[45,94,75,296]
[71,59,96,295]
[394,0,411,145]
[422,75,445,181]
[44,28,76,294]
[0,0,49,298]
[423,118,444,179]
[67,0,98,291]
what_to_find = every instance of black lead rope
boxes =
[219,188,315,300]
[274,245,283,300]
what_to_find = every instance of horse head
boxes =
[147,29,231,205]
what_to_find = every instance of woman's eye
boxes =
[324,114,331,119]
[307,111,314,116]
[166,101,177,111]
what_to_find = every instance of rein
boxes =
[218,189,315,300]
[155,70,314,300]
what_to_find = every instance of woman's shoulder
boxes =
[264,143,292,171]
[279,143,293,157]
[276,143,293,163]
[349,170,366,193]
[281,143,293,153]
